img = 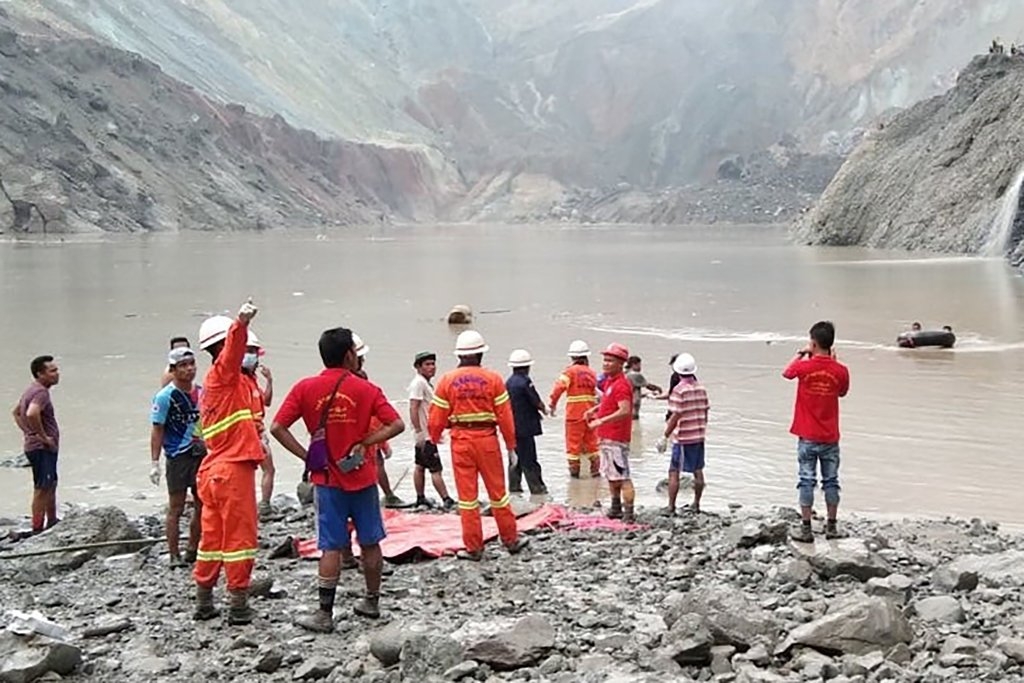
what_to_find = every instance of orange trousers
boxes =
[565,419,599,476]
[193,460,258,591]
[451,432,518,553]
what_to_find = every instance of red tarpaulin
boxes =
[292,504,643,561]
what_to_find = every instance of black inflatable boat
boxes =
[897,330,956,349]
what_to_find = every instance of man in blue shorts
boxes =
[150,347,205,567]
[12,355,62,533]
[271,327,404,632]
[657,353,709,515]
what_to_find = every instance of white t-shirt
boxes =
[407,373,434,435]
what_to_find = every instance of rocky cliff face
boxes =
[18,0,1024,193]
[794,54,1024,269]
[0,10,460,233]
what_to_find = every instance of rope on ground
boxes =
[0,536,179,560]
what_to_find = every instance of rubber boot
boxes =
[508,463,523,493]
[589,456,601,478]
[608,498,623,520]
[568,459,581,479]
[353,593,380,619]
[192,585,220,621]
[524,468,548,495]
[295,609,334,633]
[622,504,636,524]
[505,537,530,555]
[227,589,255,625]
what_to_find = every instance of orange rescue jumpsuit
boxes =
[428,366,518,553]
[549,363,599,476]
[194,320,265,592]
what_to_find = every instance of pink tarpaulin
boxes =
[293,503,644,561]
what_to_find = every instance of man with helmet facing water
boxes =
[428,330,528,561]
[192,299,263,625]
[549,340,599,478]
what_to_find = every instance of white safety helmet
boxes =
[454,330,489,356]
[352,333,369,358]
[198,315,233,350]
[567,339,591,357]
[672,352,698,375]
[507,349,534,368]
[246,329,261,348]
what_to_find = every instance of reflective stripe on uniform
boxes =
[458,499,480,510]
[566,395,596,404]
[490,494,511,508]
[202,408,254,439]
[493,391,510,406]
[222,548,258,563]
[431,396,451,409]
[196,549,223,562]
[450,412,497,423]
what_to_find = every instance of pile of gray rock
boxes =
[0,502,1022,682]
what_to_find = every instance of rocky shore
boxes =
[1,499,1023,683]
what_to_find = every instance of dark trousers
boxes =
[508,435,547,494]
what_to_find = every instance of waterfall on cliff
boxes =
[985,163,1024,256]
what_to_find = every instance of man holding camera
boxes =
[783,320,850,542]
[271,327,404,632]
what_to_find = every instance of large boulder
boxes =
[663,584,780,649]
[790,538,892,582]
[458,615,554,671]
[13,507,142,562]
[779,596,912,656]
[0,632,82,683]
[660,613,714,666]
[399,635,463,679]
[944,551,1024,587]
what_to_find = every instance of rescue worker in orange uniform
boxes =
[428,330,529,561]
[192,299,264,625]
[549,340,600,478]
[240,330,277,522]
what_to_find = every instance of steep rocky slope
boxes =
[17,0,1024,195]
[794,54,1024,270]
[0,10,460,233]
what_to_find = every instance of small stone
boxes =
[913,595,965,624]
[710,645,736,675]
[255,648,283,674]
[941,635,979,657]
[293,656,336,680]
[82,616,132,639]
[997,637,1024,664]
[932,565,979,593]
[577,654,614,674]
[886,643,912,665]
[443,660,479,680]
[661,613,713,666]
[866,574,913,604]
[538,654,566,675]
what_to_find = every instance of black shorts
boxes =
[166,443,205,495]
[26,449,58,490]
[415,441,443,474]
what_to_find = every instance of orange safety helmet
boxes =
[602,342,630,361]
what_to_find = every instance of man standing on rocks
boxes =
[192,300,264,625]
[12,355,61,534]
[505,349,548,495]
[150,347,205,567]
[656,353,709,515]
[271,327,404,630]
[548,340,599,478]
[428,330,528,560]
[240,331,277,522]
[407,352,455,509]
[587,344,635,522]
[783,320,850,542]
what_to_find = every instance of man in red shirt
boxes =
[586,343,635,522]
[270,327,404,632]
[783,320,850,542]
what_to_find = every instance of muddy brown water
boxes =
[1,225,1022,524]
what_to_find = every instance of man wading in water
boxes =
[12,355,62,534]
[150,347,205,567]
[784,320,850,542]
